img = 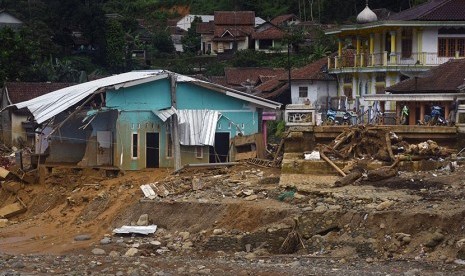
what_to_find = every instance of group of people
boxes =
[399,97,459,126]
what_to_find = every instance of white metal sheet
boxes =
[113,225,157,235]
[153,106,177,122]
[178,109,220,146]
[13,71,164,124]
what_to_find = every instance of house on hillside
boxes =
[0,82,74,146]
[252,22,287,53]
[0,10,23,30]
[176,15,214,32]
[9,71,280,170]
[325,0,465,116]
[168,15,214,53]
[379,59,465,125]
[255,57,337,125]
[210,11,256,56]
[271,14,301,27]
[197,21,215,55]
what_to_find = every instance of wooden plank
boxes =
[0,202,27,219]
[235,151,257,161]
[0,167,11,179]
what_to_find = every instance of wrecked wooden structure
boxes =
[282,125,458,182]
[7,71,281,171]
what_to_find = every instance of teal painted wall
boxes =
[106,79,261,170]
[106,79,172,111]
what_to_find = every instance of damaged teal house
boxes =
[11,71,280,170]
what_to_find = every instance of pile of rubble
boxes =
[322,126,452,162]
[316,126,456,186]
[139,166,280,203]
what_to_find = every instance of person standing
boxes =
[449,96,458,126]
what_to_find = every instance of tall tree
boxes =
[0,27,44,83]
[181,16,202,54]
[104,19,126,73]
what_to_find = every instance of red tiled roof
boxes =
[387,58,465,93]
[209,76,228,87]
[213,25,254,38]
[167,26,187,35]
[224,67,286,86]
[254,57,335,99]
[259,75,276,83]
[252,25,285,40]
[5,82,75,104]
[271,14,299,25]
[255,77,283,92]
[214,11,255,25]
[254,80,289,99]
[278,57,335,81]
[388,0,465,21]
[196,21,214,34]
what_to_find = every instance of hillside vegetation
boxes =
[0,0,426,84]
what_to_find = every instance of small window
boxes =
[298,87,308,98]
[132,133,138,159]
[195,146,203,158]
[166,133,173,158]
[438,37,465,57]
[401,28,413,58]
[228,122,232,129]
[218,123,222,129]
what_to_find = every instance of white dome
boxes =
[356,4,378,24]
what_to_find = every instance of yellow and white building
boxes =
[325,0,465,121]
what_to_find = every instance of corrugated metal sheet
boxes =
[13,71,165,124]
[153,106,177,122]
[178,110,220,146]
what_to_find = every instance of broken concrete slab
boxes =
[140,184,157,200]
[0,202,27,219]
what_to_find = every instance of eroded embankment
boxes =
[110,200,465,261]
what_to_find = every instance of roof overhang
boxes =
[191,80,281,109]
[326,20,465,35]
[363,92,465,102]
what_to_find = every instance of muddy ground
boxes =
[1,162,465,275]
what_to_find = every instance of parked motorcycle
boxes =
[418,105,447,126]
[325,109,352,125]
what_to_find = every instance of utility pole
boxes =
[170,73,181,171]
[288,42,292,104]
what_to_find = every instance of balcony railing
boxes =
[328,52,460,70]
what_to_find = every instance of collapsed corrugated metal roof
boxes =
[153,106,178,122]
[10,70,280,124]
[12,71,165,124]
